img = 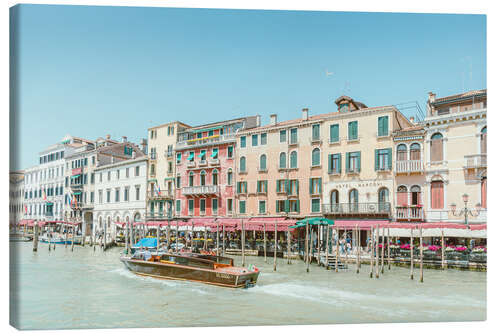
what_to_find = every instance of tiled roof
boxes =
[434,89,487,103]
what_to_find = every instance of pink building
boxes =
[173,116,260,219]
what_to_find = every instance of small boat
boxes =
[120,251,260,288]
[39,235,81,245]
[9,233,33,242]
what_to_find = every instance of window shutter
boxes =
[296,180,299,195]
[285,200,290,213]
[337,153,342,173]
[264,180,268,193]
[276,200,279,213]
[276,180,280,193]
[378,117,383,136]
[357,152,361,172]
[346,152,350,171]
[319,178,322,194]
[375,149,379,171]
[286,179,290,194]
[244,182,247,193]
[353,121,358,139]
[387,148,392,170]
[328,154,333,173]
[309,178,313,194]
[297,200,300,213]
[384,116,389,135]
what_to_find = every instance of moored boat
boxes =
[120,251,259,288]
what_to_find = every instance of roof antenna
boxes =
[342,81,351,95]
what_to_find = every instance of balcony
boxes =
[187,161,196,168]
[147,190,174,200]
[181,185,219,197]
[209,158,219,166]
[395,160,424,174]
[164,151,173,158]
[176,134,236,149]
[464,154,487,169]
[322,202,391,216]
[70,183,83,189]
[198,160,208,167]
[395,206,424,221]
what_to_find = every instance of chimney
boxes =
[122,136,127,143]
[428,92,436,103]
[410,116,415,124]
[106,134,111,140]
[302,108,309,121]
[256,115,261,127]
[270,114,277,126]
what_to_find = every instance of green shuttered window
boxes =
[378,116,389,137]
[348,121,358,140]
[330,124,339,143]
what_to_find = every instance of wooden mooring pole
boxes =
[156,223,160,253]
[287,229,291,265]
[273,222,277,271]
[216,221,220,257]
[375,225,380,278]
[356,225,360,274]
[325,225,330,269]
[175,220,179,255]
[316,225,320,265]
[65,223,68,248]
[306,222,310,273]
[419,226,424,283]
[381,227,385,274]
[32,222,39,252]
[241,219,245,267]
[264,223,267,263]
[369,226,374,278]
[71,223,75,252]
[441,229,445,269]
[410,227,414,280]
[387,228,391,270]
[335,226,339,273]
[222,224,226,256]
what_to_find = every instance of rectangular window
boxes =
[276,179,287,193]
[227,146,234,158]
[107,172,111,181]
[378,116,389,137]
[200,149,206,161]
[328,153,342,174]
[290,179,299,195]
[280,130,287,143]
[252,134,258,146]
[260,133,267,145]
[200,199,206,214]
[98,190,103,204]
[124,187,129,201]
[135,186,140,200]
[168,162,173,173]
[290,199,300,213]
[309,178,322,195]
[240,136,246,148]
[176,200,181,213]
[100,173,103,183]
[276,200,288,213]
[346,151,361,173]
[259,201,266,214]
[239,200,246,214]
[90,191,94,203]
[106,190,111,203]
[188,199,194,215]
[237,181,248,194]
[375,148,392,171]
[115,189,120,202]
[312,124,320,141]
[329,124,339,143]
[90,173,95,184]
[212,198,218,215]
[135,166,140,176]
[348,121,358,140]
[257,180,268,193]
[227,199,233,214]
[176,175,181,188]
[176,152,182,164]
[311,198,321,213]
[211,148,218,160]
[290,128,298,144]
[126,168,129,178]
[116,170,120,180]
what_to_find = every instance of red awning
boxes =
[331,220,389,230]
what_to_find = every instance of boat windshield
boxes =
[132,250,152,261]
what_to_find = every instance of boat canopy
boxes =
[133,237,158,248]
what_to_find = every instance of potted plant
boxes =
[446,245,469,261]
[399,243,412,258]
[423,245,441,260]
[469,246,487,263]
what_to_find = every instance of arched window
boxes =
[107,216,111,228]
[430,180,444,209]
[481,126,487,154]
[397,144,407,161]
[279,152,287,169]
[150,164,155,176]
[410,185,421,206]
[134,213,141,222]
[260,154,267,171]
[312,148,320,166]
[330,190,339,212]
[189,172,194,187]
[212,169,218,185]
[200,171,206,186]
[410,143,421,160]
[430,133,444,162]
[349,189,358,212]
[290,151,298,169]
[240,156,246,172]
[397,185,408,206]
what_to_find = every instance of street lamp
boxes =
[449,193,481,228]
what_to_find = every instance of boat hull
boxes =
[120,257,259,288]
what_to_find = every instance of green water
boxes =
[10,242,486,330]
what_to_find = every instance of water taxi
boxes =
[120,251,259,288]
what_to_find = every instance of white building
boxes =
[9,171,25,227]
[93,156,148,238]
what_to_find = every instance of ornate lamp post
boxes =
[449,193,481,228]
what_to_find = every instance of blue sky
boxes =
[11,4,486,170]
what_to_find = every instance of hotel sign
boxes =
[330,181,388,190]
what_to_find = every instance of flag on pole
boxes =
[43,188,47,201]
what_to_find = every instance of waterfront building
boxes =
[9,171,25,227]
[23,135,93,222]
[174,116,260,219]
[423,89,487,224]
[92,155,148,237]
[146,121,191,220]
[64,134,146,237]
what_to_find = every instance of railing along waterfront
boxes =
[181,185,219,196]
[395,160,424,173]
[464,154,487,168]
[322,202,391,214]
[395,206,424,220]
[176,134,236,149]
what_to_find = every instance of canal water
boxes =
[10,242,486,330]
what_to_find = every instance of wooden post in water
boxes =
[325,226,330,269]
[370,226,374,278]
[175,220,179,255]
[287,229,291,265]
[71,223,75,252]
[216,221,220,257]
[335,226,339,272]
[419,226,424,283]
[387,228,391,270]
[441,229,445,270]
[375,225,380,278]
[381,227,385,274]
[305,222,310,272]
[222,224,226,256]
[356,225,360,274]
[204,225,208,251]
[273,221,277,271]
[32,222,39,252]
[241,219,245,267]
[410,227,414,280]
[156,223,160,253]
[316,225,320,265]
[263,223,267,263]
[65,223,69,248]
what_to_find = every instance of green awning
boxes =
[290,217,335,228]
[73,192,82,195]
[71,174,81,179]
[164,177,175,181]
[187,152,194,161]
[148,179,157,183]
[211,149,218,158]
[45,202,54,206]
[192,126,223,134]
[198,150,206,158]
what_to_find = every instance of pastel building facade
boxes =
[174,116,260,218]
[423,90,487,224]
[9,171,25,226]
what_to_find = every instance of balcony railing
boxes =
[464,154,487,169]
[181,185,219,196]
[322,202,391,215]
[199,160,208,167]
[147,190,174,200]
[176,134,236,149]
[209,158,219,165]
[395,160,424,173]
[395,206,424,220]
[187,161,196,168]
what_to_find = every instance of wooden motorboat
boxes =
[120,251,259,288]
